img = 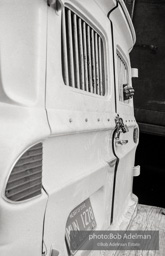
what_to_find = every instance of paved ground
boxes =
[104,204,165,256]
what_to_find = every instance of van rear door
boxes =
[110,2,139,226]
[42,1,117,255]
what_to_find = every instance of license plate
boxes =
[65,198,97,255]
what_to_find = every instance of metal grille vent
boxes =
[5,143,43,202]
[62,7,106,95]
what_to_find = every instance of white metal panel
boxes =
[0,193,48,256]
[46,0,115,135]
[0,2,50,256]
[110,1,139,227]
[0,0,47,106]
[0,104,50,256]
[109,4,135,53]
[60,0,116,16]
[44,1,117,255]
[43,131,116,255]
[118,0,136,45]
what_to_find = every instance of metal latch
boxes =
[115,115,129,137]
[115,139,128,146]
[123,85,135,100]
[115,115,129,146]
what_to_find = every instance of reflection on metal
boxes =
[123,0,136,19]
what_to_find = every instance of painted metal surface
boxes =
[0,1,50,255]
[110,3,139,227]
[0,0,139,255]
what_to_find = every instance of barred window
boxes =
[116,51,129,102]
[62,7,106,96]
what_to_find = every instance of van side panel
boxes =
[0,1,51,256]
[0,0,47,106]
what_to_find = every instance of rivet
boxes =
[85,118,88,122]
[69,118,72,123]
[98,118,100,122]
[108,119,110,122]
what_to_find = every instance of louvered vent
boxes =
[62,7,106,95]
[5,143,43,202]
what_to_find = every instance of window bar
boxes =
[118,55,122,101]
[73,14,80,89]
[91,30,96,94]
[101,40,105,95]
[87,26,92,93]
[124,65,127,85]
[82,21,89,92]
[78,18,85,90]
[95,33,100,95]
[98,36,103,95]
[67,9,75,88]
[121,57,125,101]
[62,8,69,85]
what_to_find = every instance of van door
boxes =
[110,3,139,225]
[43,1,117,255]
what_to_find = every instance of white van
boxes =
[0,0,139,255]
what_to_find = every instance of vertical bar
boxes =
[87,26,92,93]
[73,14,80,89]
[124,63,128,85]
[123,60,126,100]
[83,22,89,92]
[95,33,100,95]
[62,8,69,85]
[131,0,136,19]
[91,30,96,94]
[78,18,85,90]
[67,9,75,88]
[101,41,105,95]
[117,53,122,101]
[120,57,125,101]
[98,37,103,95]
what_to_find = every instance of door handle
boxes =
[115,139,128,145]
